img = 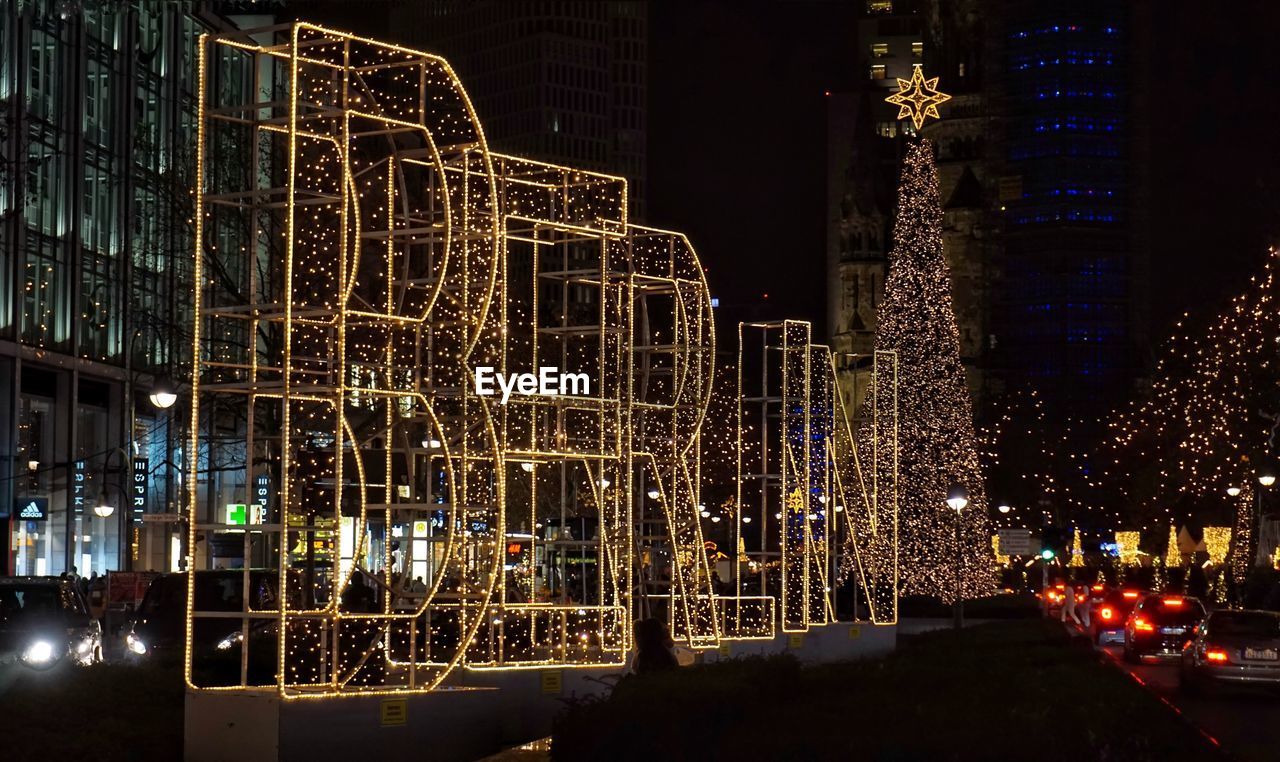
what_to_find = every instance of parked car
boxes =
[1123,594,1206,662]
[1180,609,1280,695]
[1090,587,1145,645]
[0,576,102,670]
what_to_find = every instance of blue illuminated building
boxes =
[996,0,1143,420]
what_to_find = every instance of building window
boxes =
[80,251,123,362]
[22,233,70,349]
[82,159,119,256]
[84,59,112,147]
[867,1,893,13]
[27,28,58,120]
[25,137,66,237]
[869,64,886,80]
[870,43,889,59]
[911,41,924,58]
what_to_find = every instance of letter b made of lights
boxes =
[189,23,897,697]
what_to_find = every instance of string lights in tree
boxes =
[1202,526,1231,566]
[1096,248,1280,531]
[1230,484,1255,582]
[1114,531,1141,566]
[1164,524,1182,568]
[865,139,994,602]
[1069,528,1084,568]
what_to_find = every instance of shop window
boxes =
[14,393,64,576]
[75,402,119,576]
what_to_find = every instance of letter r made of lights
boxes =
[189,23,897,697]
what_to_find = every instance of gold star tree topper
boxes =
[885,65,951,130]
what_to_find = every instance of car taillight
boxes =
[1134,617,1154,632]
[1122,591,1139,600]
[1100,607,1114,621]
[1162,597,1184,607]
[1205,648,1229,662]
[1091,584,1104,592]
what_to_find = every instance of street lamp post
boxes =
[946,482,969,631]
[1257,470,1275,566]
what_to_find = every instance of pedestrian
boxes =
[631,617,679,675]
[1060,581,1081,626]
[1078,586,1093,629]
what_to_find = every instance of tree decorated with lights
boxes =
[1095,248,1280,532]
[1163,524,1182,568]
[866,127,995,601]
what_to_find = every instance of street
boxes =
[1085,631,1280,761]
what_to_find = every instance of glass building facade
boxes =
[996,0,1140,418]
[0,0,212,576]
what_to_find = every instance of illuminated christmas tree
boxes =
[1164,524,1182,568]
[1069,528,1085,568]
[866,140,995,601]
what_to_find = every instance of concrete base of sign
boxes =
[184,685,508,762]
[184,622,895,761]
[701,620,897,664]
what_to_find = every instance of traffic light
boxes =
[1040,526,1066,559]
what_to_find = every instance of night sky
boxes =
[1145,2,1280,338]
[292,0,1280,360]
[647,1,861,334]
[649,1,1280,356]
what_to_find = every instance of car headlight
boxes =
[216,631,244,651]
[22,640,57,666]
[126,631,148,656]
[69,626,95,653]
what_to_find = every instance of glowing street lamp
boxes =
[946,482,968,630]
[148,376,178,409]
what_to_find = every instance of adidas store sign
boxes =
[15,498,48,521]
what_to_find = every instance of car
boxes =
[1090,587,1145,645]
[1123,594,1206,662]
[0,576,102,670]
[125,569,282,666]
[1040,583,1068,616]
[125,568,388,688]
[1179,609,1280,695]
